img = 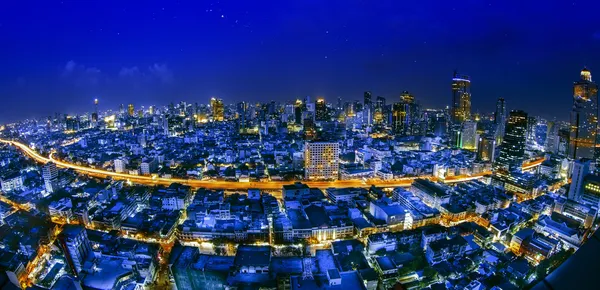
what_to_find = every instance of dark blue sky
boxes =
[1,0,600,123]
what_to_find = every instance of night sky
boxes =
[1,0,600,123]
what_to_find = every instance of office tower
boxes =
[392,91,417,136]
[493,110,528,173]
[237,101,249,131]
[545,121,559,154]
[119,104,125,115]
[569,68,599,160]
[526,116,537,144]
[460,120,479,150]
[42,162,59,193]
[344,102,355,118]
[303,117,317,141]
[58,225,92,276]
[304,142,340,180]
[91,98,99,124]
[315,98,328,121]
[494,98,506,125]
[336,96,343,111]
[451,71,471,123]
[376,96,386,109]
[294,100,303,124]
[210,97,224,122]
[148,105,154,115]
[364,91,372,107]
[568,159,591,201]
[477,135,496,162]
[128,104,135,117]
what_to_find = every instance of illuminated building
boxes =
[569,67,598,160]
[494,97,506,125]
[303,117,317,141]
[391,91,418,136]
[477,135,496,162]
[376,96,386,109]
[344,102,355,117]
[91,98,99,124]
[128,104,135,117]
[364,91,372,107]
[304,141,340,180]
[294,99,303,124]
[43,162,59,193]
[58,225,92,276]
[568,159,591,201]
[493,110,528,173]
[315,97,328,121]
[460,120,478,150]
[148,105,154,115]
[545,121,559,154]
[211,97,224,122]
[237,101,249,132]
[451,71,471,123]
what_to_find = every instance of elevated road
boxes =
[0,139,544,190]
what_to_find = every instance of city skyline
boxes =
[2,1,600,123]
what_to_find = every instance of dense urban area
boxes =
[0,69,597,290]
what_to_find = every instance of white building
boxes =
[1,174,24,192]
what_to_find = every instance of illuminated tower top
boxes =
[581,67,592,82]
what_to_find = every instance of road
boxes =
[0,138,544,190]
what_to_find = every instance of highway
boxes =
[0,138,544,190]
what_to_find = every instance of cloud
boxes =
[61,60,103,86]
[148,63,174,84]
[119,66,141,78]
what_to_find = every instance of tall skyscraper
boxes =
[569,67,599,160]
[237,101,249,131]
[545,121,559,154]
[477,135,496,162]
[460,120,479,150]
[91,98,99,124]
[304,142,340,180]
[210,97,224,122]
[494,98,506,125]
[451,71,471,123]
[376,96,386,109]
[364,91,372,107]
[58,225,92,276]
[493,110,528,173]
[128,104,135,117]
[315,98,328,121]
[294,99,303,124]
[568,159,591,201]
[42,162,59,193]
[392,91,418,136]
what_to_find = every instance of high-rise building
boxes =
[128,104,135,117]
[294,100,303,124]
[392,91,418,136]
[493,110,528,173]
[42,162,59,193]
[460,120,479,150]
[303,117,317,141]
[376,96,386,109]
[315,98,328,121]
[568,159,591,201]
[545,121,559,154]
[364,91,372,107]
[237,101,249,131]
[114,158,127,173]
[494,98,506,125]
[211,97,224,122]
[477,135,496,162]
[304,142,340,180]
[569,68,599,160]
[91,98,99,124]
[451,71,471,123]
[58,225,92,276]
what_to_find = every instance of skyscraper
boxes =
[392,91,418,136]
[315,98,328,121]
[477,135,496,162]
[91,98,99,124]
[211,97,225,122]
[493,110,528,173]
[128,104,135,117]
[237,101,249,131]
[451,71,471,123]
[494,98,506,125]
[58,225,92,276]
[304,142,340,180]
[43,162,59,193]
[364,91,372,107]
[568,159,592,201]
[569,68,598,160]
[460,120,479,150]
[294,99,303,124]
[545,121,559,154]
